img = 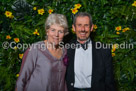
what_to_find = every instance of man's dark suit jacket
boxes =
[66,39,116,91]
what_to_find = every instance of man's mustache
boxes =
[79,30,87,33]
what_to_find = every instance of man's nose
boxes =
[81,26,85,31]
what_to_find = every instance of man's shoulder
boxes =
[93,41,111,53]
[68,39,77,44]
[65,39,77,52]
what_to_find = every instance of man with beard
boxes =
[66,12,116,91]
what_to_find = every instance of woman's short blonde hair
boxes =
[45,13,68,35]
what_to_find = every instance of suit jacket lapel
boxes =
[91,41,97,86]
[67,40,76,83]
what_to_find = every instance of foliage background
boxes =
[0,0,136,91]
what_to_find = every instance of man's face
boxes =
[72,16,93,43]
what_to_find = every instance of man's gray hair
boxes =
[73,12,93,27]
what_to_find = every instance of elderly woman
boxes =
[15,14,68,91]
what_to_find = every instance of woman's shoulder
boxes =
[32,41,44,46]
[30,40,45,49]
[23,41,45,53]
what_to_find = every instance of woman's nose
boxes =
[55,31,59,36]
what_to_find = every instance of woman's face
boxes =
[47,24,65,45]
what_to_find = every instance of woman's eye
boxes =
[59,30,64,33]
[51,29,55,32]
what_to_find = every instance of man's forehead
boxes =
[76,16,89,19]
[76,16,90,24]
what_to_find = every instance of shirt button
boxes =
[71,83,73,86]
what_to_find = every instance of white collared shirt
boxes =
[74,40,92,88]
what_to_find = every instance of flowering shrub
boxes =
[0,0,136,91]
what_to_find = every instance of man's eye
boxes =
[85,25,90,28]
[78,24,81,27]
[85,24,89,27]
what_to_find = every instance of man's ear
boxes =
[72,24,76,32]
[90,24,94,32]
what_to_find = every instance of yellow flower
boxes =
[116,32,120,35]
[5,11,12,18]
[33,7,37,10]
[71,27,75,34]
[14,38,20,43]
[48,9,53,14]
[71,8,78,14]
[38,9,45,15]
[33,29,40,35]
[111,48,116,52]
[6,35,11,39]
[112,53,115,57]
[132,1,136,7]
[93,24,97,29]
[74,4,81,9]
[124,27,130,31]
[16,74,19,77]
[115,26,121,31]
[19,54,23,59]
[14,46,18,50]
[122,27,130,32]
[122,29,126,32]
[112,44,118,49]
[9,15,14,19]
